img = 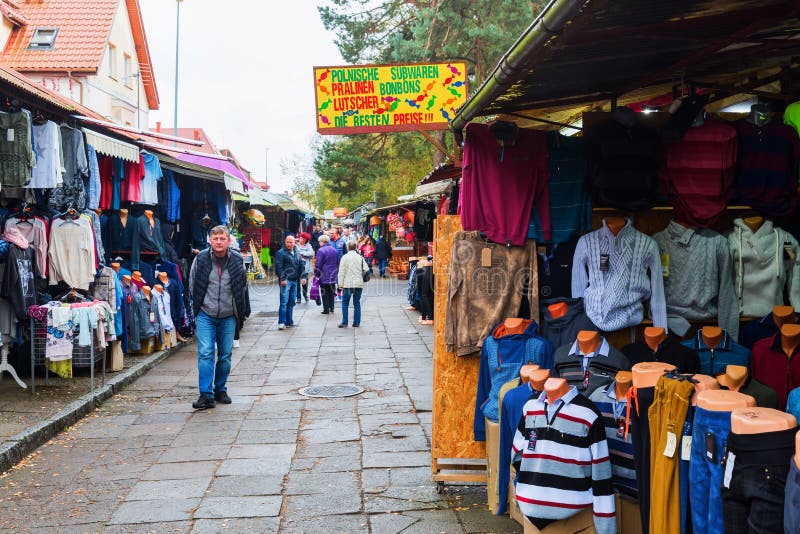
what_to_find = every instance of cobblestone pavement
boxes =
[0,278,522,533]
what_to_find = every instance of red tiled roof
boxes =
[146,127,220,155]
[0,0,28,26]
[0,0,158,109]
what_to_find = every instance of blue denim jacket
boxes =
[680,329,751,376]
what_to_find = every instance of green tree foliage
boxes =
[311,1,543,211]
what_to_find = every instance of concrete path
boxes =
[0,278,521,533]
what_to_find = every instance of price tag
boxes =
[681,435,692,461]
[599,254,610,272]
[663,431,677,458]
[723,451,736,489]
[527,430,537,451]
[705,431,716,463]
[481,247,492,267]
[148,311,156,323]
[660,252,670,278]
[6,128,13,142]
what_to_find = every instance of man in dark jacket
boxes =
[314,234,339,314]
[374,236,392,278]
[274,235,305,329]
[189,226,248,410]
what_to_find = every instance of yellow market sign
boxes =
[314,62,468,134]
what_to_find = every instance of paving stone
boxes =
[368,512,419,533]
[236,429,298,444]
[108,498,201,524]
[281,514,369,534]
[206,475,284,497]
[284,471,359,496]
[217,457,291,477]
[125,477,211,500]
[141,460,218,480]
[191,517,280,533]
[363,451,430,469]
[105,521,193,534]
[283,492,362,517]
[158,445,230,463]
[193,495,282,518]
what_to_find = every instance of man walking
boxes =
[338,241,368,328]
[331,227,347,261]
[275,235,305,330]
[374,235,392,278]
[189,226,248,410]
[315,234,339,314]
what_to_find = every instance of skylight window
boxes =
[29,28,58,49]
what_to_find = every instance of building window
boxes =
[108,44,117,80]
[124,54,133,88]
[29,28,58,49]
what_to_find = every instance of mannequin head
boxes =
[153,284,163,294]
[158,271,169,284]
[132,271,142,281]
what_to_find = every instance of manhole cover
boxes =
[298,385,364,398]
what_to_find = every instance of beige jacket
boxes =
[338,251,368,289]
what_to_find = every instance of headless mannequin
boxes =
[519,364,540,385]
[615,371,633,401]
[122,274,131,286]
[717,365,748,392]
[693,375,720,406]
[118,208,129,228]
[782,324,800,358]
[547,302,569,320]
[632,362,676,389]
[132,271,143,283]
[742,216,764,234]
[504,317,524,329]
[141,285,151,301]
[696,390,755,412]
[158,271,169,285]
[644,327,667,352]
[577,330,602,355]
[746,103,772,127]
[731,407,797,434]
[144,209,155,228]
[702,326,724,350]
[774,305,797,329]
[530,369,550,392]
[111,262,121,273]
[153,284,163,295]
[544,377,571,403]
[604,216,627,237]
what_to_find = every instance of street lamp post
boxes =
[174,0,184,144]
[265,147,269,187]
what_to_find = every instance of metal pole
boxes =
[264,147,269,187]
[136,71,141,129]
[174,0,183,144]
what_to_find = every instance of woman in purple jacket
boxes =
[315,235,340,315]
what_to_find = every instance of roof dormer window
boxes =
[29,28,58,49]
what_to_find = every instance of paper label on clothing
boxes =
[6,128,13,142]
[705,431,716,463]
[148,312,155,323]
[663,431,677,458]
[681,435,692,461]
[527,430,537,451]
[723,451,735,489]
[599,254,610,272]
[660,252,669,278]
[481,247,492,267]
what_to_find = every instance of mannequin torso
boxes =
[717,365,748,392]
[132,271,142,283]
[782,324,800,358]
[702,326,724,350]
[632,361,675,389]
[153,284,163,295]
[644,327,667,353]
[544,377,571,403]
[604,216,626,236]
[614,371,632,400]
[520,364,540,385]
[158,271,169,285]
[111,262,120,273]
[548,302,568,320]
[693,374,721,406]
[696,390,755,412]
[774,305,796,329]
[504,317,524,329]
[122,275,131,286]
[742,216,764,234]
[577,330,601,355]
[530,369,550,391]
[119,208,129,228]
[141,286,151,301]
[144,210,155,228]
[730,407,797,434]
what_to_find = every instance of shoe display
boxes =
[192,394,216,410]
[278,324,285,330]
[214,391,232,404]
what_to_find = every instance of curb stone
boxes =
[0,343,185,473]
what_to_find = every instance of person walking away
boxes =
[315,234,339,315]
[375,235,392,278]
[338,241,368,328]
[274,235,305,330]
[296,232,314,303]
[189,226,248,410]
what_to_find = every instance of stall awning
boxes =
[84,128,140,163]
[224,174,245,195]
[248,189,274,206]
[177,153,253,190]
[156,153,224,182]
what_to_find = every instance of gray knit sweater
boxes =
[653,220,739,338]
[571,219,667,332]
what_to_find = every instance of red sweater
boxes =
[752,333,800,410]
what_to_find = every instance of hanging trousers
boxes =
[690,407,730,534]
[679,406,695,534]
[649,377,694,534]
[785,459,800,534]
[722,427,795,534]
[631,386,656,534]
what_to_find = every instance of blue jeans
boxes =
[196,311,235,396]
[341,288,362,326]
[279,280,297,325]
[379,258,387,276]
[690,407,730,534]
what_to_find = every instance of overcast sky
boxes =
[138,0,344,193]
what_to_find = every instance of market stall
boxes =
[433,1,800,533]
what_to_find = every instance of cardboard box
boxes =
[508,468,524,525]
[522,508,596,534]
[485,418,501,514]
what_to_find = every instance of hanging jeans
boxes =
[631,386,656,534]
[279,281,297,326]
[341,288,362,326]
[785,459,800,534]
[649,377,694,534]
[690,407,731,534]
[722,427,795,534]
[195,311,235,396]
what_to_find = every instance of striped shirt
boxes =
[572,219,667,332]
[512,387,616,534]
[588,384,637,498]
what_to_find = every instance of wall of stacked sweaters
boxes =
[0,105,236,384]
[445,98,800,534]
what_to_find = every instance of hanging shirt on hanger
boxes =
[29,120,63,188]
[0,110,35,187]
[137,152,162,205]
[121,155,144,203]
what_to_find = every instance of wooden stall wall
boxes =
[431,215,487,483]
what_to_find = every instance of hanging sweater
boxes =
[652,220,739,337]
[539,297,598,349]
[512,387,616,534]
[474,320,554,440]
[726,218,800,317]
[572,219,667,332]
[553,337,632,396]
